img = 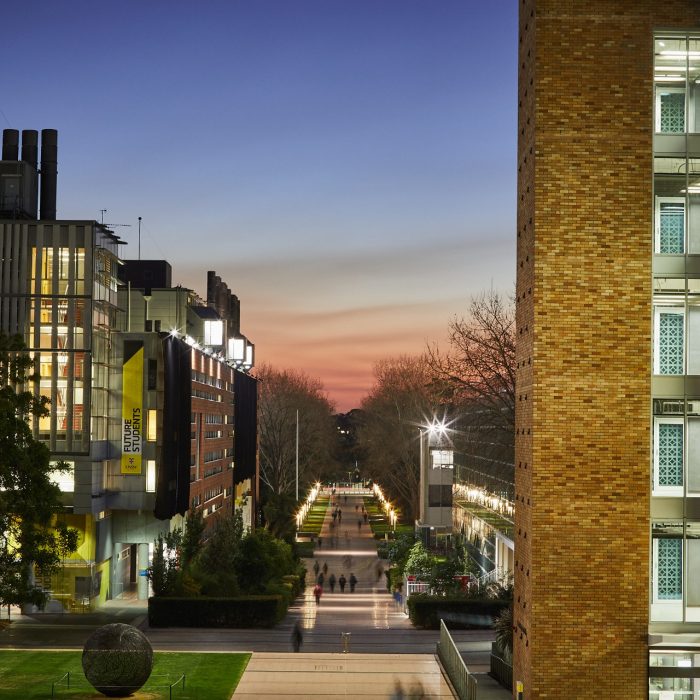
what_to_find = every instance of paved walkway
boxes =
[233,652,453,699]
[0,487,510,698]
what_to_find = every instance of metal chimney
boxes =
[40,129,57,220]
[2,129,19,160]
[21,130,38,169]
[21,130,39,218]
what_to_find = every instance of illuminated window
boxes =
[146,460,156,493]
[147,409,157,441]
[204,320,223,346]
[48,461,75,492]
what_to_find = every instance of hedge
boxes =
[148,595,286,628]
[406,594,510,629]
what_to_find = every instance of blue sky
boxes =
[3,0,518,410]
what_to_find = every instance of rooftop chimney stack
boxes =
[40,129,57,220]
[2,129,19,161]
[21,130,38,169]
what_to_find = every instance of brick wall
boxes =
[514,2,700,698]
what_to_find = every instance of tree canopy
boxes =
[0,334,77,615]
[256,363,336,497]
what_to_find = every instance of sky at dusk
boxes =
[3,1,518,411]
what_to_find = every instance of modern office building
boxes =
[0,129,258,609]
[515,3,700,698]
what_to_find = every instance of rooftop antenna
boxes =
[100,209,107,224]
[138,216,142,260]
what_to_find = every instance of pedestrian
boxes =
[317,572,324,587]
[332,511,337,522]
[313,583,322,604]
[357,519,362,531]
[329,573,336,592]
[363,512,368,524]
[291,621,303,652]
[344,495,347,504]
[376,563,384,581]
[349,573,357,592]
[322,561,328,576]
[391,679,405,700]
[339,574,347,592]
[355,504,359,512]
[318,536,323,548]
[313,560,320,577]
[338,510,342,522]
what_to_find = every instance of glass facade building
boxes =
[651,33,700,698]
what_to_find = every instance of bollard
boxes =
[341,632,351,653]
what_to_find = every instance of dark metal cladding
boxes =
[21,130,38,168]
[40,128,57,220]
[2,129,19,160]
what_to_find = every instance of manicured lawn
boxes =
[0,649,250,699]
[454,500,514,538]
[363,497,412,538]
[300,496,329,535]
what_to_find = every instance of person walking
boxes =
[317,536,323,548]
[317,572,324,588]
[338,574,347,592]
[349,573,357,592]
[313,583,322,605]
[357,519,362,531]
[329,573,336,592]
[363,512,368,524]
[322,561,328,576]
[313,560,320,578]
[291,621,303,652]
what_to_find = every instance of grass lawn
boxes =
[0,649,250,699]
[300,496,329,535]
[363,497,412,538]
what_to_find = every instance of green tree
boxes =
[262,492,297,542]
[404,541,435,581]
[234,529,296,593]
[194,509,244,595]
[0,334,77,617]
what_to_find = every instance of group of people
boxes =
[312,563,358,603]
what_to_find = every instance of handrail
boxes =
[169,674,186,699]
[51,671,70,697]
[437,620,478,700]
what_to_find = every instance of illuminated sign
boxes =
[121,341,144,474]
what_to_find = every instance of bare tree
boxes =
[359,356,446,520]
[256,364,336,497]
[427,290,515,493]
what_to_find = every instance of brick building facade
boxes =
[515,2,700,698]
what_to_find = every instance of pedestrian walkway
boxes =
[232,652,453,699]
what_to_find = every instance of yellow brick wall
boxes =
[514,2,700,698]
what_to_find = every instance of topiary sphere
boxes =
[82,623,153,697]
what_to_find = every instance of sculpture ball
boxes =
[82,623,153,697]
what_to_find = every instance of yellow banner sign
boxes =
[121,343,144,474]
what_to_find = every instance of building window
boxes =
[652,522,684,622]
[658,538,683,600]
[657,88,686,133]
[656,197,685,254]
[655,308,685,375]
[146,460,156,492]
[654,418,684,494]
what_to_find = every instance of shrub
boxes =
[407,594,510,630]
[148,595,285,628]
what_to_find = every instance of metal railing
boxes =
[437,620,478,700]
[490,642,513,691]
